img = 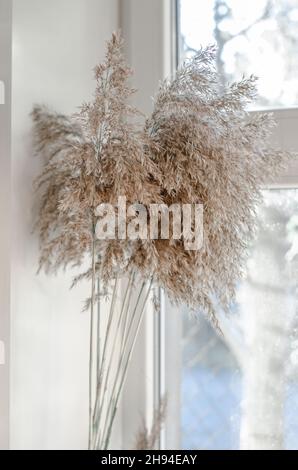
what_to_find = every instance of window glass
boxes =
[181,189,298,449]
[182,311,241,450]
[179,0,298,108]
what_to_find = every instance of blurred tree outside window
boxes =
[180,0,298,108]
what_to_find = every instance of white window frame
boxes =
[260,107,298,188]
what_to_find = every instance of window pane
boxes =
[181,189,298,449]
[181,312,242,450]
[179,0,298,108]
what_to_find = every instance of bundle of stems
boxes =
[90,274,152,450]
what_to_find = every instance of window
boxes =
[118,0,298,451]
[159,0,298,451]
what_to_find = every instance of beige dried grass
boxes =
[33,33,290,448]
[134,396,167,450]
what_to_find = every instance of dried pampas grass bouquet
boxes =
[32,33,288,449]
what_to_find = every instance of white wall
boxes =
[10,0,119,449]
[0,0,12,451]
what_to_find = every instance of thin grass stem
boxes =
[102,278,153,449]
